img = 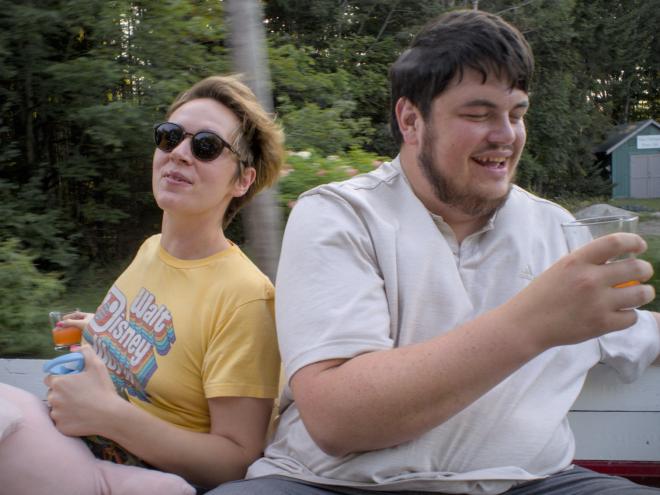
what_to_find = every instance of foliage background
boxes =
[1,0,658,356]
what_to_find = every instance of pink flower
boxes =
[280,164,294,177]
[287,200,297,209]
[316,169,327,176]
[345,167,358,176]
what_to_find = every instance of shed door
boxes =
[630,154,660,198]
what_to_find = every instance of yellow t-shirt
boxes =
[83,234,280,432]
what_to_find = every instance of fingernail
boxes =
[56,322,64,327]
[70,344,81,351]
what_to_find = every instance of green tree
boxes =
[0,238,64,357]
[482,0,612,198]
[0,0,234,270]
[264,0,455,157]
[573,0,659,124]
[0,1,84,271]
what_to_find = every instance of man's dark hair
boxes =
[389,9,534,145]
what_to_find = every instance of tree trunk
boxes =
[226,0,283,283]
[24,65,35,167]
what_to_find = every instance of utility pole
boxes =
[225,0,283,282]
[472,0,479,10]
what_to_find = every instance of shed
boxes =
[594,119,660,198]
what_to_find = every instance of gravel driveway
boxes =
[574,203,660,236]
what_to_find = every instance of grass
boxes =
[52,271,119,315]
[610,198,660,212]
[609,198,660,222]
[26,262,127,359]
[61,257,130,305]
[640,234,660,312]
[53,256,130,311]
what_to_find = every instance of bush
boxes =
[278,147,390,217]
[280,101,375,155]
[0,238,65,357]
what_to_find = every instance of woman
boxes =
[1,75,284,493]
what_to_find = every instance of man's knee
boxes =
[205,479,252,495]
[205,476,310,495]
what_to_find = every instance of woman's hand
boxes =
[45,346,124,437]
[58,310,94,330]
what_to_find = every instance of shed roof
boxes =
[594,119,660,155]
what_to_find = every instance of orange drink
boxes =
[614,280,640,289]
[48,309,82,350]
[562,215,641,293]
[52,325,82,349]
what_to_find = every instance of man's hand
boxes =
[508,232,654,353]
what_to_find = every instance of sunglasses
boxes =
[153,122,240,162]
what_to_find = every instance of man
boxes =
[209,9,660,495]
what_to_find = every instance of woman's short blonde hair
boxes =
[167,74,285,228]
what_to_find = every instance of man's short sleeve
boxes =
[276,191,393,381]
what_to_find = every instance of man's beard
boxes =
[418,125,513,218]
